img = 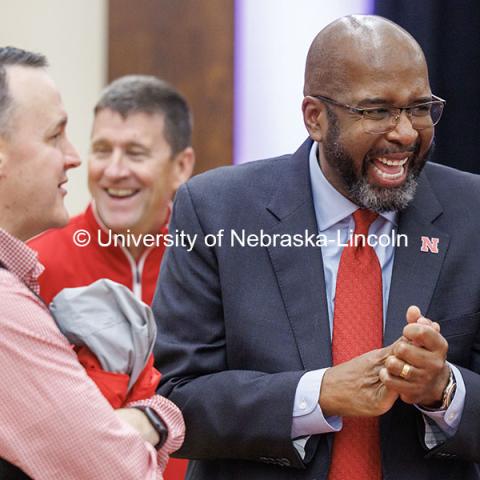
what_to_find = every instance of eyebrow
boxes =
[408,96,435,105]
[356,98,390,107]
[90,139,150,152]
[356,96,434,107]
[50,115,67,132]
[45,115,67,139]
[90,139,111,148]
[125,142,149,151]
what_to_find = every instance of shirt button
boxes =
[299,400,307,410]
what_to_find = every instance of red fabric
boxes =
[127,354,162,403]
[28,204,166,305]
[76,348,161,409]
[329,209,383,480]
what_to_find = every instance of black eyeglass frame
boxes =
[310,94,446,133]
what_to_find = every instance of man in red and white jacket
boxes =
[29,201,167,306]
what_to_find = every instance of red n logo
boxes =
[420,236,439,253]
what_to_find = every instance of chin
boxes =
[102,219,137,233]
[50,210,70,229]
[96,208,137,232]
[49,219,69,231]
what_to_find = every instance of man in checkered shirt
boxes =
[0,47,184,480]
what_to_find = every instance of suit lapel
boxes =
[266,139,332,370]
[384,168,449,346]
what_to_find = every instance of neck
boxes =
[0,220,33,243]
[114,205,169,261]
[126,242,147,261]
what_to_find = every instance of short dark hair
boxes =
[94,75,193,155]
[0,46,48,134]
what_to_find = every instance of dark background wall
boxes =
[375,0,480,174]
[109,0,234,174]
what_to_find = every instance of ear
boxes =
[302,96,329,143]
[171,146,195,190]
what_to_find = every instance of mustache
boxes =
[367,144,419,158]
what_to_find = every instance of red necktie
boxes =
[328,209,383,480]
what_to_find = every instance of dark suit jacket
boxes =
[154,139,480,479]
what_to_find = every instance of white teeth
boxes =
[377,157,408,166]
[373,165,405,180]
[107,188,135,197]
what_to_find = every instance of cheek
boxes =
[145,180,169,205]
[128,169,152,190]
[418,130,434,156]
[136,163,170,190]
[41,150,64,186]
[340,131,377,169]
[87,162,105,186]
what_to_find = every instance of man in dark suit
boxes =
[153,15,480,479]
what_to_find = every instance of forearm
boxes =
[115,407,161,446]
[127,395,185,472]
[0,295,161,480]
[160,369,305,466]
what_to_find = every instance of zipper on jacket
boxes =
[122,246,151,300]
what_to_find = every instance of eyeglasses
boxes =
[311,94,446,134]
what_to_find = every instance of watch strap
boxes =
[134,405,168,449]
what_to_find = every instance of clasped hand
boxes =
[379,305,450,408]
[320,306,450,417]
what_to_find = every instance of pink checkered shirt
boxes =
[0,228,184,479]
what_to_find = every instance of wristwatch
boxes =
[439,367,457,410]
[134,406,168,449]
[422,367,457,411]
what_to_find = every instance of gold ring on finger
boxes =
[400,363,411,379]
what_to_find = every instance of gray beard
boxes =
[347,173,419,213]
[322,107,431,213]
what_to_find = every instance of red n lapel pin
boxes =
[420,236,439,253]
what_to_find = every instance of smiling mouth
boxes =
[372,157,409,180]
[105,188,139,198]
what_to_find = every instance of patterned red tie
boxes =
[328,209,383,480]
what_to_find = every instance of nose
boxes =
[104,150,130,179]
[385,110,419,145]
[64,138,81,170]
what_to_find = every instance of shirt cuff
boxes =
[127,394,185,472]
[291,369,341,438]
[416,363,465,436]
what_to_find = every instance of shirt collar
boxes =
[0,228,44,292]
[309,142,398,231]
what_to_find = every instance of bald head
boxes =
[303,15,428,97]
